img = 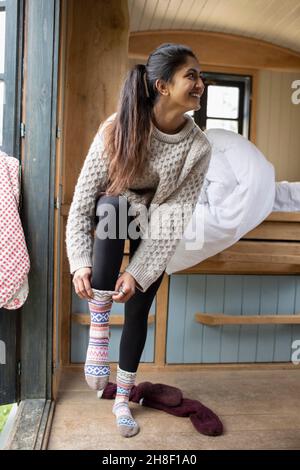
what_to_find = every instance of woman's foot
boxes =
[112,401,140,437]
[113,366,139,437]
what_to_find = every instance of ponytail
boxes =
[104,64,153,195]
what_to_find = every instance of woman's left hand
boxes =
[112,272,136,303]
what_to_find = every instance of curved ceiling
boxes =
[128,0,300,53]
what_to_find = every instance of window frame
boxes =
[194,72,252,138]
[0,0,24,407]
[0,0,23,157]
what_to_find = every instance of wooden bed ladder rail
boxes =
[195,313,300,326]
[72,313,155,326]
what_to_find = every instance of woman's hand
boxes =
[112,272,136,303]
[73,267,94,300]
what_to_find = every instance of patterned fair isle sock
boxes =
[112,366,140,438]
[84,288,118,391]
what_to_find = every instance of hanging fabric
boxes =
[0,150,30,309]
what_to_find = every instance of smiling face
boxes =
[155,55,205,113]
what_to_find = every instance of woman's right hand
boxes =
[73,267,94,300]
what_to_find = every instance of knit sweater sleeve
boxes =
[65,127,109,274]
[125,141,211,293]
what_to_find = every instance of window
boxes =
[191,72,252,138]
[0,0,23,409]
[0,0,22,156]
[0,3,6,146]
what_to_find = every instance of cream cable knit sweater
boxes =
[66,113,211,292]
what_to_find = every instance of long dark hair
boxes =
[104,43,197,195]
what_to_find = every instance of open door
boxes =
[0,0,24,406]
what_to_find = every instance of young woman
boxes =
[66,43,211,438]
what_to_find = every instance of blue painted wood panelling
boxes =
[256,276,279,362]
[184,275,206,363]
[238,276,260,362]
[274,276,296,361]
[292,278,300,351]
[220,275,243,363]
[202,275,224,363]
[167,274,300,364]
[166,275,187,363]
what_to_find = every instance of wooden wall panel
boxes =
[256,70,300,181]
[63,0,129,204]
[129,31,300,71]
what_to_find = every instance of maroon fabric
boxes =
[102,381,223,436]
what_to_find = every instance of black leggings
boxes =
[91,195,165,372]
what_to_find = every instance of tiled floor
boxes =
[47,367,300,450]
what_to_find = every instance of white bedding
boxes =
[166,129,276,274]
[273,181,300,211]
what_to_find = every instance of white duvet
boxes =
[166,129,276,274]
[273,181,300,211]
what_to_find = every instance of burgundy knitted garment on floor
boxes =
[102,381,223,437]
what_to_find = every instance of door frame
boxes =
[20,0,60,401]
[2,0,60,449]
